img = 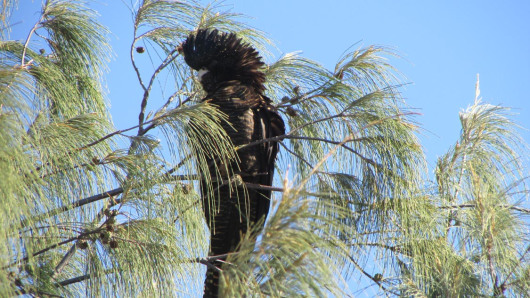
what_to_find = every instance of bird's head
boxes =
[180,29,266,93]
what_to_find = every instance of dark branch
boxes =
[279,142,314,168]
[195,253,236,272]
[57,274,91,287]
[347,254,399,296]
[440,204,530,214]
[244,182,284,192]
[4,229,103,270]
[53,243,77,278]
[19,188,123,228]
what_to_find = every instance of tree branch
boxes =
[57,273,91,287]
[74,104,183,153]
[20,11,45,66]
[130,37,147,92]
[439,204,530,214]
[499,244,530,291]
[56,253,237,288]
[22,151,195,228]
[279,142,314,168]
[53,242,77,278]
[56,268,116,287]
[51,207,120,279]
[347,254,399,296]
[137,47,181,133]
[4,228,103,270]
[19,188,123,228]
[195,253,233,272]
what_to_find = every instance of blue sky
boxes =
[228,1,530,169]
[8,0,530,296]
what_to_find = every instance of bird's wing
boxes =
[251,102,285,226]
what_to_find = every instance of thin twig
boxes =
[3,229,103,270]
[19,188,123,228]
[347,254,399,296]
[499,244,530,290]
[279,142,313,168]
[355,242,403,254]
[244,182,284,192]
[77,107,178,152]
[195,253,235,272]
[439,204,530,214]
[140,90,194,135]
[53,243,77,278]
[164,153,193,177]
[138,47,181,133]
[56,268,117,287]
[275,85,327,108]
[22,152,195,228]
[295,133,353,193]
[51,204,122,279]
[20,12,45,66]
[130,38,147,92]
[57,274,91,287]
[236,111,410,169]
[158,84,196,115]
[486,237,499,293]
[14,285,63,298]
[173,199,201,223]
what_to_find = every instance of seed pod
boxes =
[91,157,101,165]
[106,216,116,225]
[286,107,298,117]
[106,223,114,231]
[78,240,89,249]
[109,239,119,249]
[100,231,110,244]
[374,273,383,282]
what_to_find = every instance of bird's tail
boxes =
[203,262,222,298]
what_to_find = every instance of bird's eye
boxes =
[197,68,209,80]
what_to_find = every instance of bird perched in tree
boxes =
[180,29,285,297]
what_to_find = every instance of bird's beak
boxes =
[198,68,209,80]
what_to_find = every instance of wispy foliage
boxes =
[1,1,528,297]
[392,77,530,296]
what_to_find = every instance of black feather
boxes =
[181,29,266,93]
[181,29,285,297]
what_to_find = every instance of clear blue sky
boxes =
[9,1,530,296]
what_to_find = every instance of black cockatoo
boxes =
[180,29,285,297]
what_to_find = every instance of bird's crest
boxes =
[181,29,266,93]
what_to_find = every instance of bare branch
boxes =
[439,204,530,214]
[130,39,147,92]
[138,47,181,133]
[347,254,399,296]
[3,228,103,270]
[77,107,178,152]
[20,12,45,66]
[279,142,314,168]
[19,188,123,228]
[53,243,77,278]
[57,273,91,287]
[500,244,530,290]
[195,253,236,272]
